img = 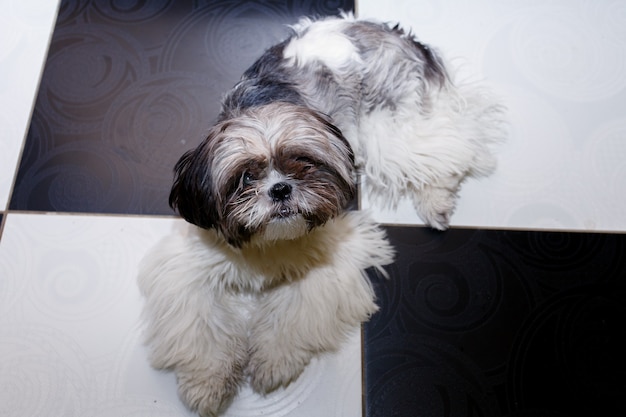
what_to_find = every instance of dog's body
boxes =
[220,15,505,229]
[139,14,505,416]
[139,211,392,415]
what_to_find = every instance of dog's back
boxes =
[221,14,505,229]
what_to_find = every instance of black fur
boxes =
[169,142,218,230]
[219,41,305,120]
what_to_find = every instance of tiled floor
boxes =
[2,0,626,416]
[364,227,626,416]
[1,1,363,416]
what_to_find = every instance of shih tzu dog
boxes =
[138,13,505,417]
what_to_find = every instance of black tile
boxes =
[10,0,354,215]
[364,227,626,417]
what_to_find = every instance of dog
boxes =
[138,13,505,417]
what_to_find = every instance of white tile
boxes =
[0,213,362,416]
[358,0,626,232]
[0,0,59,209]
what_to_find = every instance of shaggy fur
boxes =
[139,212,392,415]
[138,13,505,417]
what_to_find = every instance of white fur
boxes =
[138,211,393,416]
[280,15,506,228]
[283,17,361,70]
[140,13,505,417]
[357,82,504,228]
[259,215,308,241]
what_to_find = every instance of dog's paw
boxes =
[177,369,241,417]
[412,184,459,230]
[247,349,311,394]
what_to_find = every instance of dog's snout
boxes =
[269,182,292,202]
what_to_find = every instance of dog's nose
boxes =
[269,182,292,202]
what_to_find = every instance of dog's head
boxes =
[169,102,356,247]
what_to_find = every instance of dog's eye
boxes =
[242,172,255,186]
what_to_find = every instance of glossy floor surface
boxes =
[2,0,625,416]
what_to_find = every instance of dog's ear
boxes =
[312,110,357,202]
[169,143,219,229]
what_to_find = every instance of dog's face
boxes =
[169,102,356,247]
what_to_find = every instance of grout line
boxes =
[0,209,181,242]
[4,1,61,219]
[378,221,626,235]
[0,212,5,241]
[360,324,368,417]
[3,208,625,236]
[2,209,179,221]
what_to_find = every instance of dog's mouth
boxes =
[271,205,297,219]
[262,206,308,241]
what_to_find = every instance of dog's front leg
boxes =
[170,292,251,417]
[141,279,248,416]
[247,266,377,393]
